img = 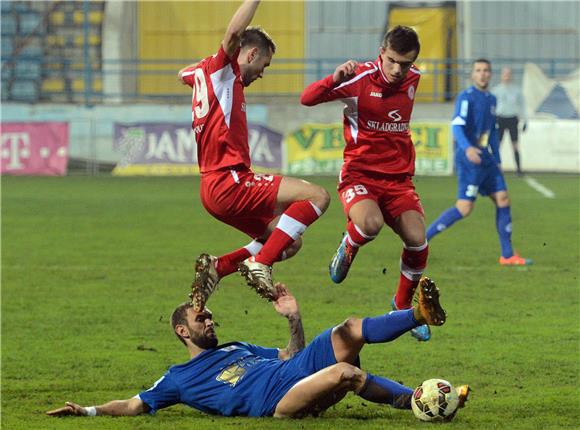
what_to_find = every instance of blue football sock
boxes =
[426,207,463,240]
[362,309,417,344]
[359,373,413,409]
[496,206,514,258]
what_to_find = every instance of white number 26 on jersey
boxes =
[192,69,209,120]
[342,184,368,203]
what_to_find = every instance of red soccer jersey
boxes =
[181,45,250,173]
[301,57,421,176]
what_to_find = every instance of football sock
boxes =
[426,207,463,240]
[496,206,514,258]
[255,201,322,266]
[362,308,418,344]
[346,221,377,248]
[514,150,521,173]
[395,242,428,309]
[358,373,413,409]
[216,240,263,278]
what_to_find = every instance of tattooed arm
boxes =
[272,283,305,360]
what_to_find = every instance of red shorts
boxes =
[338,170,424,229]
[200,168,282,238]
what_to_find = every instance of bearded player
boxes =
[301,27,432,341]
[179,0,329,310]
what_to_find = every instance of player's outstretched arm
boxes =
[273,283,305,360]
[223,0,261,57]
[46,397,147,417]
[332,60,358,84]
[177,62,199,84]
[301,60,358,106]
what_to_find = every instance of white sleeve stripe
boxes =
[451,116,466,126]
[181,71,195,77]
[409,67,421,75]
[334,65,377,91]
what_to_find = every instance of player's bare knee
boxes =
[496,195,510,207]
[360,216,383,237]
[331,363,364,391]
[403,231,426,248]
[456,201,473,217]
[310,185,330,212]
[338,317,363,338]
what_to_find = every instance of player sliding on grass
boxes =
[47,278,469,419]
[426,59,532,266]
[179,0,329,310]
[301,27,432,341]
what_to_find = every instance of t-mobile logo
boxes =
[1,132,30,170]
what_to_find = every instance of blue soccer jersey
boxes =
[137,332,338,417]
[451,85,500,166]
[451,86,507,199]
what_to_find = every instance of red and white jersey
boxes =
[301,57,421,176]
[181,45,250,174]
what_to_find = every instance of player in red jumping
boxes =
[301,26,432,341]
[179,0,329,310]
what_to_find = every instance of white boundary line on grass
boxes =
[524,176,556,199]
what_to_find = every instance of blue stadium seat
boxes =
[1,64,13,80]
[18,38,43,57]
[13,2,31,13]
[11,80,39,101]
[20,12,44,35]
[1,35,14,54]
[15,60,42,80]
[1,14,17,35]
[1,81,9,100]
[1,1,13,13]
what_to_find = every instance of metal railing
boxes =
[2,56,578,105]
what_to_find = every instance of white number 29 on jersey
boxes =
[192,69,209,120]
[342,184,368,203]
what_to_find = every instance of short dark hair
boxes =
[382,25,420,57]
[472,58,492,70]
[171,302,192,346]
[241,26,276,54]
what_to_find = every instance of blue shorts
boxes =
[456,159,507,200]
[262,328,361,416]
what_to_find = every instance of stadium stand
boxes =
[1,0,103,103]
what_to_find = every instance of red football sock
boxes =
[255,201,322,266]
[346,220,376,248]
[216,240,263,278]
[395,242,429,309]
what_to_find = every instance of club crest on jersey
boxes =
[388,109,402,122]
[408,85,415,100]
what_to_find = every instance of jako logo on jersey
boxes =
[388,109,402,122]
[408,85,415,100]
[370,91,382,98]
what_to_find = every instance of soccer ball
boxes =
[411,378,459,422]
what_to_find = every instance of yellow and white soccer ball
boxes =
[411,378,459,422]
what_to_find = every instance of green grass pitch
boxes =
[2,174,579,429]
